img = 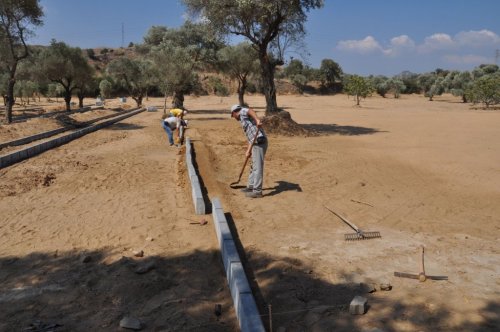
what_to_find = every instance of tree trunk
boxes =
[237,77,247,106]
[163,92,168,114]
[77,92,84,108]
[5,69,17,123]
[132,95,143,107]
[172,91,184,109]
[64,90,72,111]
[258,49,278,115]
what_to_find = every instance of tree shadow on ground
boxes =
[302,124,385,136]
[1,244,498,332]
[0,249,236,332]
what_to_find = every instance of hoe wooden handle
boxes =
[235,131,260,182]
[419,246,426,282]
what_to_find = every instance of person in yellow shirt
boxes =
[169,108,187,118]
[168,108,188,145]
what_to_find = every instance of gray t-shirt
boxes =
[239,108,266,143]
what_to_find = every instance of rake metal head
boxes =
[344,231,381,241]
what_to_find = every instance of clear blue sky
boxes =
[31,0,500,76]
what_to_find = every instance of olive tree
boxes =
[467,73,500,109]
[147,22,223,110]
[344,74,373,106]
[184,0,324,115]
[319,58,343,92]
[0,0,43,122]
[106,57,155,107]
[37,40,93,110]
[444,70,472,103]
[218,43,260,105]
[99,79,112,99]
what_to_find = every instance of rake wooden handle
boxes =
[324,206,360,232]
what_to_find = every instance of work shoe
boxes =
[240,187,253,193]
[245,191,263,198]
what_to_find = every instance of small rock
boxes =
[119,316,142,330]
[349,296,367,315]
[360,282,377,293]
[200,219,208,225]
[81,255,92,263]
[379,283,392,291]
[133,250,144,258]
[135,260,156,274]
[145,237,154,242]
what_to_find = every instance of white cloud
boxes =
[390,35,415,48]
[418,33,455,53]
[384,35,416,56]
[337,36,383,54]
[455,29,500,47]
[336,29,499,65]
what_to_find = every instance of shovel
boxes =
[230,130,260,188]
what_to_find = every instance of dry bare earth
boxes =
[0,94,499,331]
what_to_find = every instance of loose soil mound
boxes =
[262,110,313,136]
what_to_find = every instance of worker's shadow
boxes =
[264,181,302,197]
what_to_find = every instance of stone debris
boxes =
[349,295,367,315]
[80,255,92,263]
[119,316,142,330]
[135,260,156,274]
[133,250,144,257]
[379,283,392,291]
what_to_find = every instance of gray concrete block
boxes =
[187,163,196,180]
[229,262,252,313]
[221,239,241,276]
[191,176,205,215]
[238,292,266,332]
[212,207,226,224]
[349,296,367,315]
[19,149,28,160]
[26,146,36,158]
[212,198,223,211]
[217,220,233,245]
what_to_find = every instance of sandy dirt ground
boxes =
[1,94,499,331]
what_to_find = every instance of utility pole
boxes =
[121,22,124,48]
[496,49,499,65]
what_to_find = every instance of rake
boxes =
[324,205,381,241]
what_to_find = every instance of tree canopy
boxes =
[183,0,324,114]
[0,0,43,122]
[37,40,93,110]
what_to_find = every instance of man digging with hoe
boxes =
[230,105,268,198]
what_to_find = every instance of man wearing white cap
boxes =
[230,104,268,198]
